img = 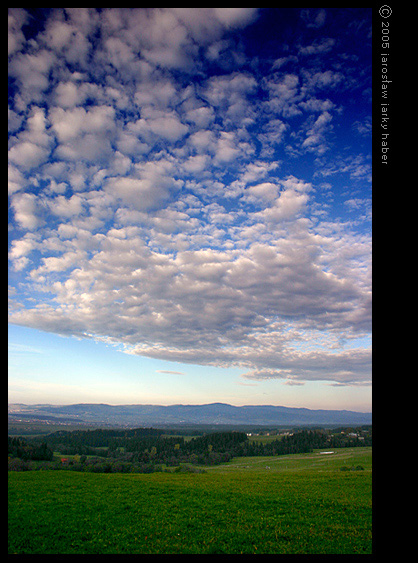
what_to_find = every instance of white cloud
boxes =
[184,106,215,128]
[55,134,113,163]
[204,73,257,107]
[183,154,209,174]
[136,112,189,143]
[156,370,185,375]
[37,251,83,275]
[54,81,85,108]
[41,14,92,66]
[10,193,46,230]
[299,38,335,56]
[214,8,258,28]
[261,189,309,222]
[189,130,217,153]
[9,49,57,105]
[50,106,116,143]
[8,165,26,195]
[8,141,50,170]
[9,203,371,384]
[9,236,37,261]
[8,9,371,388]
[104,164,182,212]
[301,9,326,29]
[93,8,255,73]
[48,194,84,218]
[104,37,136,68]
[47,105,117,163]
[265,74,302,118]
[246,182,279,203]
[214,132,241,163]
[302,111,333,154]
[8,8,29,56]
[306,71,344,91]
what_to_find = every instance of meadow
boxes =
[8,446,372,554]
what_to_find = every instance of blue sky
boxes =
[8,8,372,410]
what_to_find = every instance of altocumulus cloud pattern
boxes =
[8,8,372,386]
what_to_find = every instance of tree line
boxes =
[8,437,53,462]
[8,426,371,473]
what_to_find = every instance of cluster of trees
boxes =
[8,437,53,462]
[328,427,372,448]
[8,426,372,473]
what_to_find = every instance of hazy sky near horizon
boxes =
[8,8,372,411]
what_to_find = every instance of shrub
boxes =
[8,458,30,471]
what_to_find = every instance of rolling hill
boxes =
[8,402,372,427]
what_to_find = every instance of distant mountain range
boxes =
[8,402,372,427]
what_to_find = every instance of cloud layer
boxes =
[8,8,372,385]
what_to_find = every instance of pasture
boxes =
[8,447,372,554]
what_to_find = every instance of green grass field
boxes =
[8,447,372,554]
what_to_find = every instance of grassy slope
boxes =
[8,447,372,555]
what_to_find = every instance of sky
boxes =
[8,8,372,411]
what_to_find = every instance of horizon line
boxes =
[8,401,372,414]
